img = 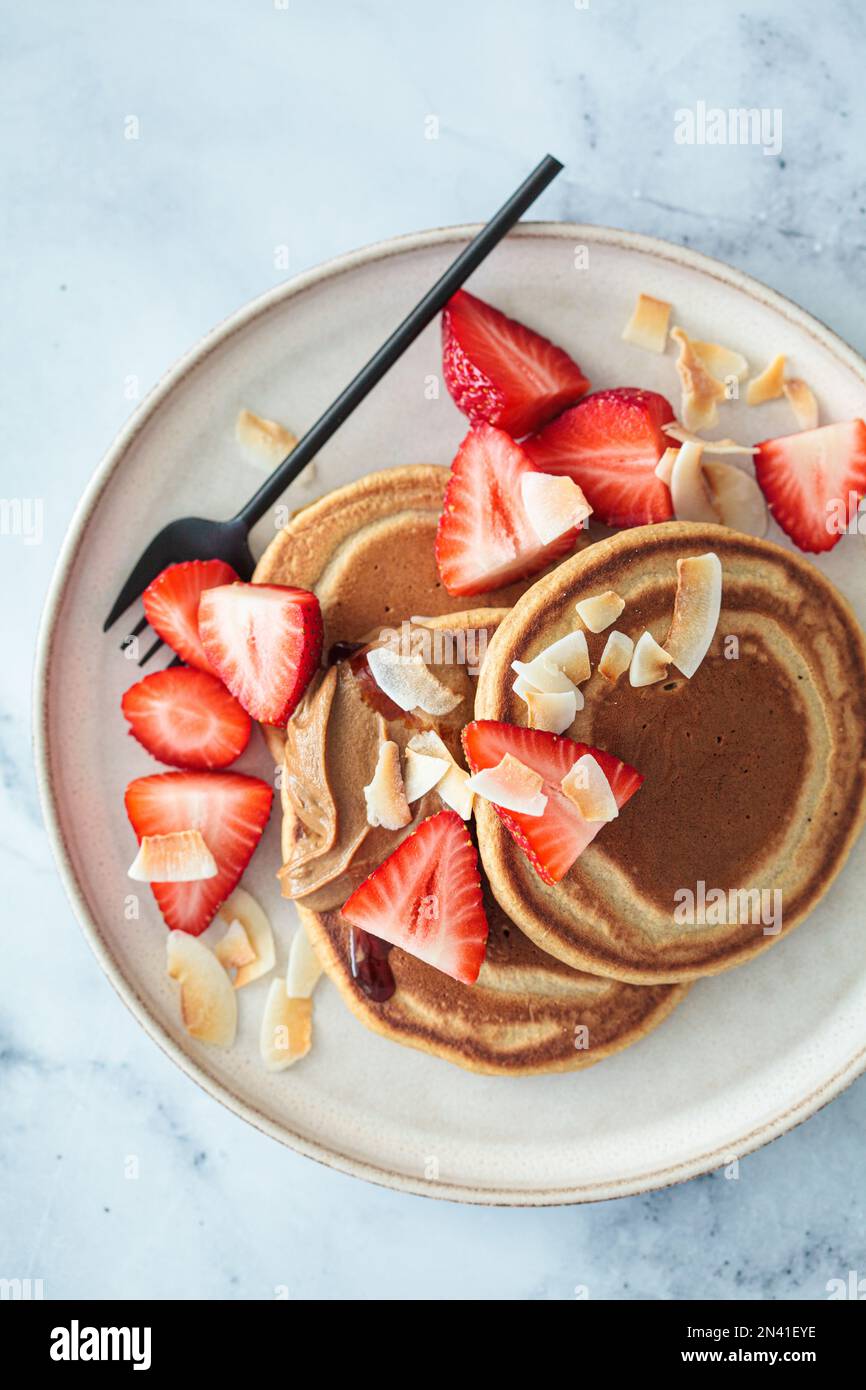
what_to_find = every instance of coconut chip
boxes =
[521,472,592,544]
[403,747,449,803]
[363,739,412,830]
[783,378,819,432]
[235,409,298,470]
[621,292,672,354]
[655,447,679,486]
[703,461,768,538]
[669,442,719,524]
[525,689,580,735]
[575,590,625,633]
[598,630,635,683]
[407,730,474,820]
[560,754,619,823]
[690,341,749,383]
[512,630,590,695]
[671,327,728,431]
[217,887,275,988]
[366,647,462,717]
[260,979,312,1071]
[286,924,323,999]
[662,421,757,455]
[629,631,672,688]
[215,919,257,973]
[166,931,237,1048]
[128,829,217,883]
[664,553,722,678]
[746,354,786,406]
[467,753,548,817]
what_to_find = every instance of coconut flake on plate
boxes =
[467,753,548,817]
[286,923,323,999]
[655,447,679,486]
[366,646,462,716]
[575,590,625,633]
[689,340,749,383]
[703,460,768,538]
[407,729,474,819]
[215,918,257,974]
[521,472,592,544]
[746,354,786,406]
[260,978,312,1071]
[166,931,237,1048]
[363,739,412,830]
[217,886,275,988]
[662,421,757,455]
[621,292,672,353]
[783,378,819,431]
[664,553,722,678]
[560,754,619,823]
[629,631,672,687]
[671,327,728,431]
[525,688,580,734]
[235,408,298,470]
[128,829,217,882]
[669,442,719,523]
[598,630,635,683]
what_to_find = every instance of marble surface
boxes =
[5,0,866,1299]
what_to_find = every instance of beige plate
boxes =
[34,224,866,1205]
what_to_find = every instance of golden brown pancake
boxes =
[475,522,866,984]
[288,612,687,1074]
[252,465,537,762]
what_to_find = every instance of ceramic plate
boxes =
[35,224,866,1205]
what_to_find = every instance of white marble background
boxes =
[4,0,866,1300]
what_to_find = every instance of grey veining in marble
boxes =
[4,0,866,1300]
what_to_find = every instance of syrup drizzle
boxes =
[349,928,396,1002]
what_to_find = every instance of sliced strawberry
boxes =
[142,560,239,673]
[523,387,675,528]
[754,419,866,553]
[341,810,488,985]
[462,720,642,885]
[435,424,583,597]
[121,667,252,770]
[124,771,273,934]
[442,289,590,438]
[198,583,323,726]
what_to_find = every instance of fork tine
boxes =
[103,542,168,632]
[120,615,149,652]
[138,636,165,668]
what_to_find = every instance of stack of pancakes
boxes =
[255,467,866,1074]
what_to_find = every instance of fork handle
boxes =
[231,154,563,532]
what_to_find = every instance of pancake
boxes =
[252,465,538,762]
[474,522,866,984]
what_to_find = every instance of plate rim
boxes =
[33,220,866,1206]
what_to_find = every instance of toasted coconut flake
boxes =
[235,408,298,470]
[407,730,474,820]
[512,657,577,696]
[561,754,619,823]
[366,647,462,717]
[629,631,672,687]
[670,442,720,524]
[513,630,590,695]
[664,553,722,678]
[403,747,449,802]
[671,327,727,430]
[128,830,217,883]
[691,341,748,382]
[622,292,672,353]
[218,887,275,988]
[215,918,256,973]
[575,590,625,633]
[512,673,536,702]
[704,461,768,538]
[662,421,757,455]
[783,378,819,431]
[655,447,679,485]
[521,471,592,544]
[363,739,412,830]
[166,931,237,1048]
[746,354,786,406]
[260,978,312,1071]
[598,630,635,683]
[526,688,580,734]
[286,924,323,998]
[467,753,547,817]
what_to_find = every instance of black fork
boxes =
[104,155,564,666]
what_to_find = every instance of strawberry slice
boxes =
[462,720,642,885]
[435,424,584,597]
[523,387,675,527]
[442,289,590,438]
[142,560,239,673]
[124,771,273,934]
[341,810,489,985]
[121,667,252,770]
[198,583,323,726]
[754,419,866,553]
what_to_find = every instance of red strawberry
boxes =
[198,583,323,726]
[435,424,583,597]
[124,771,273,934]
[462,720,642,885]
[341,810,489,985]
[754,419,866,553]
[142,560,239,672]
[523,387,675,528]
[442,289,590,438]
[121,667,252,770]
